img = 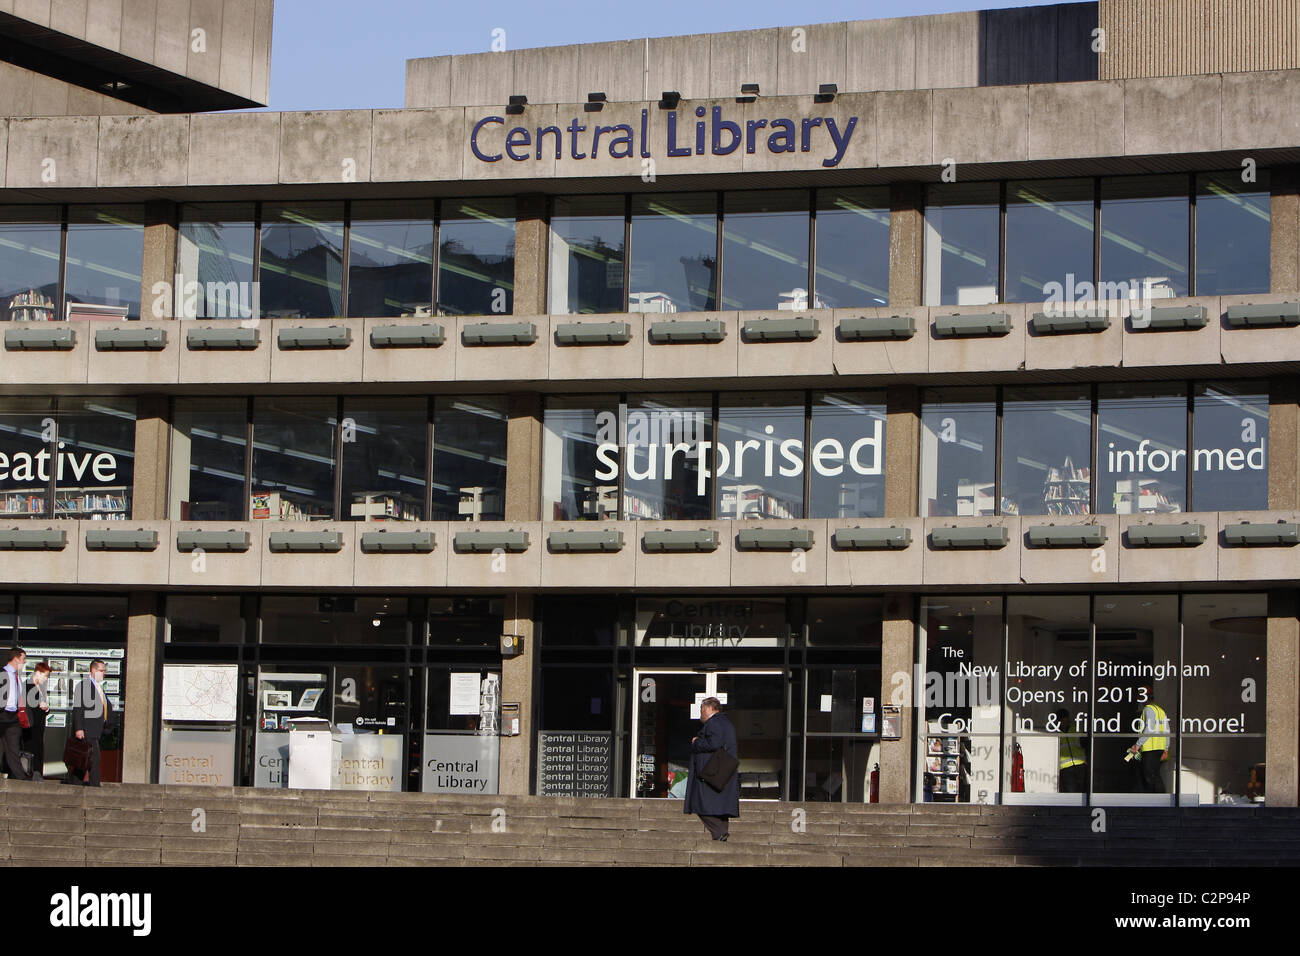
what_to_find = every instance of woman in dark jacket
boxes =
[683,697,740,841]
[22,662,50,780]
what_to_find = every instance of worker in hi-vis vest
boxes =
[1128,686,1169,793]
[1054,709,1087,793]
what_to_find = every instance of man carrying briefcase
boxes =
[683,697,740,841]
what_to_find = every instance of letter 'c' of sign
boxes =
[470,116,505,163]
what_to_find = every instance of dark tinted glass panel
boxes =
[1100,175,1188,299]
[55,397,136,520]
[1195,172,1270,295]
[806,597,884,646]
[65,206,143,319]
[0,398,54,517]
[1098,384,1186,514]
[1005,179,1094,304]
[427,597,503,647]
[347,200,434,317]
[259,202,344,318]
[815,188,889,308]
[920,388,997,516]
[341,397,427,521]
[722,190,810,311]
[19,594,127,642]
[165,595,244,643]
[0,208,60,321]
[809,391,886,518]
[433,397,508,522]
[260,595,408,644]
[177,203,256,319]
[171,398,248,521]
[629,193,717,313]
[1002,386,1092,516]
[540,668,614,731]
[438,199,515,316]
[624,394,712,520]
[716,394,804,519]
[924,183,999,306]
[539,596,619,646]
[542,396,619,521]
[252,397,336,520]
[1192,381,1268,511]
[550,196,625,314]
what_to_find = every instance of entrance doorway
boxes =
[632,668,784,800]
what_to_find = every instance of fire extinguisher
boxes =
[1011,743,1025,793]
[869,763,880,803]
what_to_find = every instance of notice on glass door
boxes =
[449,673,480,715]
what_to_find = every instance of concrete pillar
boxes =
[1271,165,1300,295]
[505,393,542,521]
[885,386,920,517]
[141,200,179,320]
[878,594,914,803]
[888,182,924,307]
[512,194,548,316]
[1269,375,1299,510]
[122,592,160,784]
[131,395,170,520]
[1266,590,1298,807]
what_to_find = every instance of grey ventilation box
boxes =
[277,326,352,349]
[933,312,1012,338]
[1224,303,1300,328]
[1222,521,1300,546]
[1126,522,1206,546]
[735,527,815,551]
[369,324,445,348]
[548,529,624,553]
[642,529,720,553]
[555,321,633,345]
[85,529,158,552]
[742,316,819,342]
[176,530,251,553]
[360,530,436,553]
[267,530,343,553]
[5,326,75,351]
[462,322,538,345]
[1133,305,1208,331]
[1026,524,1107,548]
[0,528,66,551]
[453,529,530,553]
[1030,309,1111,334]
[649,319,726,344]
[186,326,260,350]
[930,526,1009,549]
[837,315,915,341]
[831,526,912,550]
[94,326,167,351]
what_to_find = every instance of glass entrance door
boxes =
[632,669,785,800]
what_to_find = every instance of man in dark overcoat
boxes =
[684,696,740,841]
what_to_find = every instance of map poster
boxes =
[162,664,239,723]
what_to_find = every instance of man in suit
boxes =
[0,648,30,780]
[683,697,740,841]
[71,660,115,787]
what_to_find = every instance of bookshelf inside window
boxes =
[1042,457,1091,516]
[54,485,129,519]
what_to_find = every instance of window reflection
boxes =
[438,199,515,316]
[65,206,143,320]
[347,201,434,318]
[814,188,889,308]
[549,196,625,314]
[920,388,997,516]
[0,208,60,322]
[433,397,508,521]
[1097,384,1186,514]
[716,394,804,519]
[923,183,999,306]
[629,193,717,313]
[809,391,886,518]
[340,397,427,521]
[177,203,256,319]
[259,203,344,318]
[1001,386,1091,516]
[542,396,619,521]
[1196,172,1270,295]
[1005,179,1093,304]
[171,398,248,521]
[722,191,810,311]
[624,394,711,520]
[1101,175,1188,300]
[1192,382,1267,511]
[251,397,336,520]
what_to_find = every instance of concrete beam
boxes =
[878,594,913,804]
[511,193,547,317]
[505,393,541,522]
[1271,165,1300,294]
[1267,590,1298,806]
[885,386,919,518]
[131,394,169,520]
[1269,375,1300,510]
[121,590,159,784]
[888,181,923,307]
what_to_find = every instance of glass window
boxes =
[1098,384,1186,515]
[251,397,336,520]
[923,183,999,306]
[1192,382,1268,511]
[0,207,60,322]
[629,193,717,313]
[806,597,884,646]
[920,388,997,516]
[539,667,614,731]
[171,398,248,521]
[809,391,886,518]
[176,203,256,319]
[347,200,434,318]
[55,397,136,520]
[260,595,408,644]
[539,595,620,647]
[340,397,427,522]
[624,394,712,520]
[65,206,143,320]
[1100,175,1188,300]
[1195,171,1270,295]
[20,594,127,643]
[716,393,804,519]
[438,198,515,316]
[635,597,790,647]
[433,397,508,522]
[1004,596,1091,797]
[1180,594,1266,806]
[1002,386,1092,516]
[1005,179,1094,304]
[814,188,889,308]
[722,190,810,311]
[549,196,625,314]
[427,597,503,647]
[0,398,54,518]
[425,665,500,732]
[541,396,619,521]
[259,202,344,318]
[165,595,244,643]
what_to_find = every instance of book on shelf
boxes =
[1042,456,1092,515]
[250,490,330,521]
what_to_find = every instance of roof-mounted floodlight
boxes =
[506,94,527,115]
[659,90,681,109]
[585,91,607,112]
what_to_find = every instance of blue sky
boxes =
[266,0,1065,110]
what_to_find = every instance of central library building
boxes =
[0,0,1297,809]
